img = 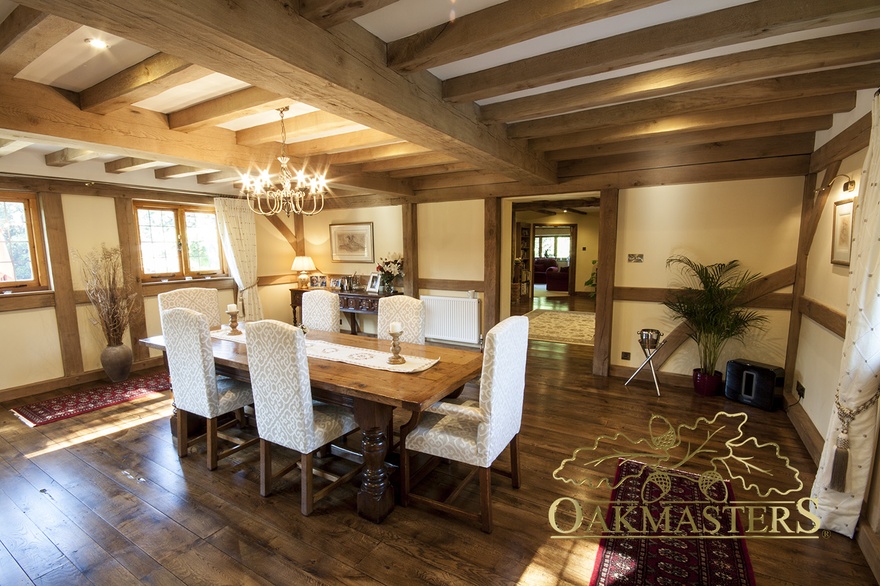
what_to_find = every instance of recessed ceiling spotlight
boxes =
[85,38,109,49]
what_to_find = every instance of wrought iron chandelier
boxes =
[240,106,327,216]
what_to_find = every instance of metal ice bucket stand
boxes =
[625,328,665,396]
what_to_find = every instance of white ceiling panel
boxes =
[16,26,156,91]
[134,73,251,113]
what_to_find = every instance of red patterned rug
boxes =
[590,459,755,586]
[10,373,170,427]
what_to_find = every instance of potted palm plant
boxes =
[662,255,767,396]
[79,244,139,382]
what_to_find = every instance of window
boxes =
[134,203,225,280]
[534,235,570,261]
[0,192,48,291]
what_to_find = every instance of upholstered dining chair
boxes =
[301,290,341,333]
[246,319,361,515]
[377,295,426,344]
[399,315,529,533]
[161,307,257,470]
[157,287,223,331]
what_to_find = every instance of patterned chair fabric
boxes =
[161,308,253,420]
[247,319,358,454]
[246,319,360,514]
[301,290,341,333]
[406,315,529,468]
[377,295,426,345]
[158,287,223,331]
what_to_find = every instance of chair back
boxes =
[378,295,426,344]
[301,290,341,332]
[161,307,221,418]
[247,320,318,450]
[158,288,223,331]
[478,315,529,463]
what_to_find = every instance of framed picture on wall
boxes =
[366,272,380,293]
[831,198,854,266]
[329,222,374,263]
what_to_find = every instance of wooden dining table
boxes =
[140,328,484,523]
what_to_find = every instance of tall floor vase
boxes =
[101,344,133,382]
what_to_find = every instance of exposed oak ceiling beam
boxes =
[17,0,556,185]
[444,0,880,103]
[0,6,79,74]
[169,87,294,132]
[482,30,880,123]
[297,0,399,29]
[386,0,666,73]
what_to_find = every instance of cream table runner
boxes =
[210,328,439,373]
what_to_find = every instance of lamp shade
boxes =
[291,256,317,272]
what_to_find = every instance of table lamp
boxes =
[291,255,317,289]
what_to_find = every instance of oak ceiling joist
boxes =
[324,170,413,197]
[287,129,402,156]
[545,116,834,162]
[389,162,477,178]
[18,0,556,185]
[414,157,811,202]
[154,165,218,179]
[326,143,432,166]
[297,0,399,29]
[529,93,857,152]
[236,110,362,146]
[444,0,880,103]
[387,0,666,73]
[105,157,165,173]
[0,139,32,156]
[80,53,211,115]
[557,134,815,177]
[0,7,80,74]
[483,30,880,123]
[197,170,241,185]
[512,63,880,140]
[45,148,100,167]
[361,152,461,173]
[169,87,294,132]
[0,76,282,172]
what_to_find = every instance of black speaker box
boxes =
[724,359,784,411]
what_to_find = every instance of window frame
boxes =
[133,201,227,282]
[0,191,49,292]
[534,234,571,261]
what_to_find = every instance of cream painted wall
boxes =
[795,148,868,432]
[613,177,804,376]
[418,200,483,281]
[0,308,64,387]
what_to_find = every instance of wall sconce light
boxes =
[816,174,856,195]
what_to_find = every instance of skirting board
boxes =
[785,390,880,583]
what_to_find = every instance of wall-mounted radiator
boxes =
[423,295,481,346]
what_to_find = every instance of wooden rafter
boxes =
[444,0,880,102]
[169,88,294,132]
[0,6,80,73]
[236,111,363,146]
[297,0,399,29]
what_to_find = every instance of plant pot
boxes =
[693,368,723,397]
[101,344,133,382]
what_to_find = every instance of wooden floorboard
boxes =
[0,295,876,585]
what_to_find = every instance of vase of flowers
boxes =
[78,244,140,382]
[377,252,403,294]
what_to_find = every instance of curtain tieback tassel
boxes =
[830,431,849,492]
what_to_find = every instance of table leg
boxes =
[354,399,395,523]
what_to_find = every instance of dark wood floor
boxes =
[0,297,875,585]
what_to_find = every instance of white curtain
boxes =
[214,197,264,321]
[812,92,880,537]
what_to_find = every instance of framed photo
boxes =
[366,272,380,293]
[329,278,341,290]
[832,198,854,266]
[330,222,374,263]
[309,275,328,288]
